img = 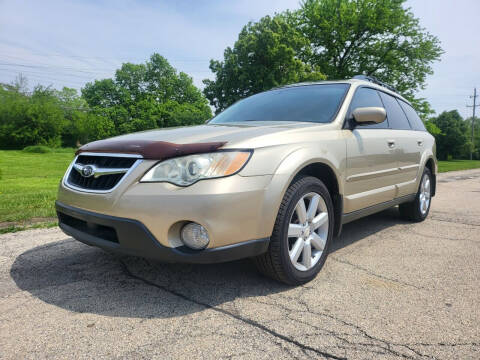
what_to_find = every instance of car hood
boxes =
[76,121,334,159]
[95,121,324,148]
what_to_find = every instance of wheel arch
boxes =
[268,156,343,238]
[292,162,343,237]
[259,144,346,240]
[293,162,340,197]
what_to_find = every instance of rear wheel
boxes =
[254,176,334,285]
[399,167,432,222]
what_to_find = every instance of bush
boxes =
[51,147,76,153]
[0,85,65,149]
[22,145,53,153]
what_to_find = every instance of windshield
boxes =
[209,84,349,124]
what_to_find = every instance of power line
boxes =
[0,61,114,75]
[0,51,215,91]
[0,68,94,83]
[0,69,89,87]
[467,88,479,160]
[0,49,211,63]
[0,59,212,73]
[0,65,108,82]
[0,59,213,79]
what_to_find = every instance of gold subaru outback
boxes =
[56,76,436,285]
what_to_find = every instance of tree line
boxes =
[428,111,480,161]
[0,54,212,149]
[0,0,477,160]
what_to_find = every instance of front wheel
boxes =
[253,176,334,285]
[399,167,433,222]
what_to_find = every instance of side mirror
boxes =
[352,107,386,125]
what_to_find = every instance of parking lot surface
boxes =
[1,169,479,359]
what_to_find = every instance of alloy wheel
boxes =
[287,192,329,271]
[419,174,431,215]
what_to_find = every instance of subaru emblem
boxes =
[81,165,95,178]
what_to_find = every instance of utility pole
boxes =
[467,88,479,160]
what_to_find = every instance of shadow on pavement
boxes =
[332,207,405,252]
[10,207,403,318]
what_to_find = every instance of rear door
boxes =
[398,100,430,193]
[344,87,398,213]
[378,92,420,197]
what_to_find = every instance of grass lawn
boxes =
[0,149,74,230]
[0,149,479,233]
[437,160,480,173]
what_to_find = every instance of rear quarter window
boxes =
[399,101,427,131]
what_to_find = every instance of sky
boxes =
[0,0,479,118]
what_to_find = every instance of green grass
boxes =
[0,221,58,234]
[0,149,74,224]
[438,160,480,173]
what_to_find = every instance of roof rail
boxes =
[352,75,397,93]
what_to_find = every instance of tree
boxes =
[0,85,65,149]
[0,78,117,149]
[424,120,441,137]
[203,14,325,112]
[430,111,470,160]
[407,96,436,122]
[204,0,442,118]
[297,0,442,118]
[54,87,115,146]
[82,53,212,133]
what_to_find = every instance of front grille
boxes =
[58,212,118,243]
[66,154,138,192]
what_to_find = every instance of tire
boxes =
[399,167,433,222]
[253,176,334,285]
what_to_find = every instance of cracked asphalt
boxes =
[1,169,479,359]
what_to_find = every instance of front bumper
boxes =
[58,161,276,248]
[56,201,269,263]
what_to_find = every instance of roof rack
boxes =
[352,75,397,93]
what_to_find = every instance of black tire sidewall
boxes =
[415,168,432,220]
[277,177,334,283]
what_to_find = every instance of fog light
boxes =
[180,222,210,249]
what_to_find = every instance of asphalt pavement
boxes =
[1,169,479,359]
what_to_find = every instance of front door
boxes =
[344,87,398,213]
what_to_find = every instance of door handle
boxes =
[417,140,423,146]
[387,140,396,148]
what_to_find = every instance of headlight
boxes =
[140,151,252,186]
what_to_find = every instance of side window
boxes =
[399,101,426,131]
[349,87,388,129]
[378,92,412,130]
